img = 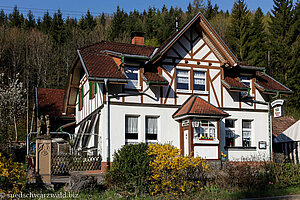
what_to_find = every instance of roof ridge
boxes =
[79,40,156,51]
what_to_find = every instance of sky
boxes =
[0,0,276,19]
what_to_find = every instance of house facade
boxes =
[62,12,292,170]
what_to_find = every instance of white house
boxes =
[62,12,292,171]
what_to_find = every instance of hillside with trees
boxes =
[0,0,299,147]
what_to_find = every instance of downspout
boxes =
[104,79,110,171]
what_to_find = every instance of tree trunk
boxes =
[14,115,18,141]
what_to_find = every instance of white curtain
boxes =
[147,117,157,134]
[126,116,138,133]
[178,77,189,83]
[194,78,205,85]
[243,131,251,139]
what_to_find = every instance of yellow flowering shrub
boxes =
[148,144,209,195]
[0,153,27,194]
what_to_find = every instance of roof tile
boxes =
[173,95,228,119]
[37,88,65,116]
[80,41,156,57]
[143,72,168,85]
[222,76,249,91]
[256,72,292,93]
[80,51,127,79]
[272,116,297,137]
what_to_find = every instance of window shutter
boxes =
[78,90,80,111]
[89,82,92,99]
[94,82,97,94]
[81,87,84,108]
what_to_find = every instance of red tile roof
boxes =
[222,77,249,91]
[173,95,228,119]
[142,72,168,85]
[37,88,65,117]
[79,41,156,57]
[272,116,297,137]
[79,51,127,79]
[255,72,292,93]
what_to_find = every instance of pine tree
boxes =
[227,0,251,62]
[25,10,36,30]
[109,6,128,41]
[285,1,300,116]
[268,0,294,81]
[50,10,66,44]
[79,10,96,31]
[0,10,7,26]
[247,7,267,67]
[40,11,52,34]
[9,6,24,28]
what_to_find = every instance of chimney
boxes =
[131,32,145,46]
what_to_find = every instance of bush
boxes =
[0,153,27,194]
[266,162,300,187]
[210,162,267,190]
[148,144,209,195]
[106,143,151,194]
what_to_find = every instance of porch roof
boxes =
[222,76,249,91]
[255,72,293,94]
[172,95,229,120]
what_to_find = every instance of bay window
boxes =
[193,120,216,141]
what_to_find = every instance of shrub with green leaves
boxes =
[105,143,151,194]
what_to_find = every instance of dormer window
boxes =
[124,67,140,89]
[240,76,252,97]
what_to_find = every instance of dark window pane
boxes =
[225,119,234,128]
[125,133,138,139]
[146,134,157,140]
[177,83,189,90]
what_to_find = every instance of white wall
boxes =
[101,104,180,162]
[220,110,270,161]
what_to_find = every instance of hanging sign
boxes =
[271,99,285,118]
[274,106,283,118]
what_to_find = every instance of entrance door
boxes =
[184,130,189,156]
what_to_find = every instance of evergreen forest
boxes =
[0,0,299,144]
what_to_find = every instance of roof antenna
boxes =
[175,17,179,32]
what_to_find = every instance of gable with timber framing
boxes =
[157,20,229,108]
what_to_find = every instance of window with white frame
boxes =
[176,69,190,90]
[242,120,252,147]
[225,119,235,147]
[124,67,140,89]
[193,70,206,91]
[193,120,216,141]
[125,116,139,143]
[240,76,252,97]
[146,116,158,141]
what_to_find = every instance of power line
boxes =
[0,5,110,17]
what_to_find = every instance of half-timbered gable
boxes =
[60,11,292,169]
